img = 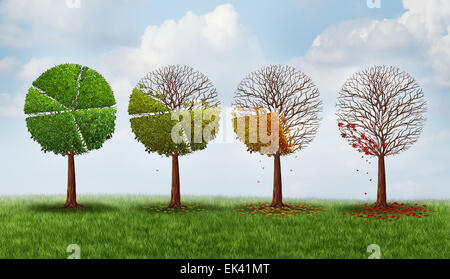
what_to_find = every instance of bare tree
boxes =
[134,65,219,209]
[233,65,322,207]
[138,65,219,110]
[336,65,426,208]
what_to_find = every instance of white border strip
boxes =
[25,106,117,118]
[73,66,85,106]
[72,114,88,152]
[129,111,171,119]
[32,86,68,109]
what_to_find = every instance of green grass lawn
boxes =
[0,195,448,259]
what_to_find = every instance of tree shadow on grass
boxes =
[331,202,393,215]
[27,202,119,213]
[332,204,362,213]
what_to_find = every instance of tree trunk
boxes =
[55,152,84,209]
[271,153,284,208]
[168,153,182,209]
[375,155,388,208]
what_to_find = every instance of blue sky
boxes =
[0,0,449,200]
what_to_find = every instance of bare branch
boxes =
[336,65,427,157]
[137,65,220,110]
[232,65,323,151]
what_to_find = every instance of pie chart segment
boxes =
[233,112,291,155]
[77,67,116,109]
[185,108,220,152]
[26,112,85,155]
[128,86,219,155]
[72,108,116,151]
[128,88,171,115]
[24,87,67,114]
[130,113,190,156]
[31,64,82,109]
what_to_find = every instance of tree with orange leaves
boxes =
[233,65,322,207]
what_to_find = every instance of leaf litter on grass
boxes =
[143,203,209,214]
[345,202,438,221]
[233,202,326,220]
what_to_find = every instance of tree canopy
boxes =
[336,65,427,157]
[24,63,116,156]
[128,65,220,157]
[232,65,322,156]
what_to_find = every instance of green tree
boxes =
[128,65,220,209]
[24,63,116,209]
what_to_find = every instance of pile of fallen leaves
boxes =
[233,202,326,220]
[144,203,208,214]
[345,202,437,221]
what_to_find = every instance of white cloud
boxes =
[0,0,147,49]
[429,31,450,88]
[289,56,360,97]
[0,0,84,48]
[0,0,83,31]
[137,4,245,54]
[0,57,20,76]
[306,19,421,65]
[0,23,33,48]
[291,0,450,89]
[202,5,240,51]
[98,4,265,100]
[0,93,24,117]
[0,57,65,117]
[400,0,450,42]
[1,3,265,118]
[16,57,63,82]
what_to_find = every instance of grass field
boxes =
[0,195,448,259]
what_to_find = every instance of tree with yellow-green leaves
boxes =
[128,65,220,209]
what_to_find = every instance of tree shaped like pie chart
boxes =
[24,63,116,209]
[128,65,220,209]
